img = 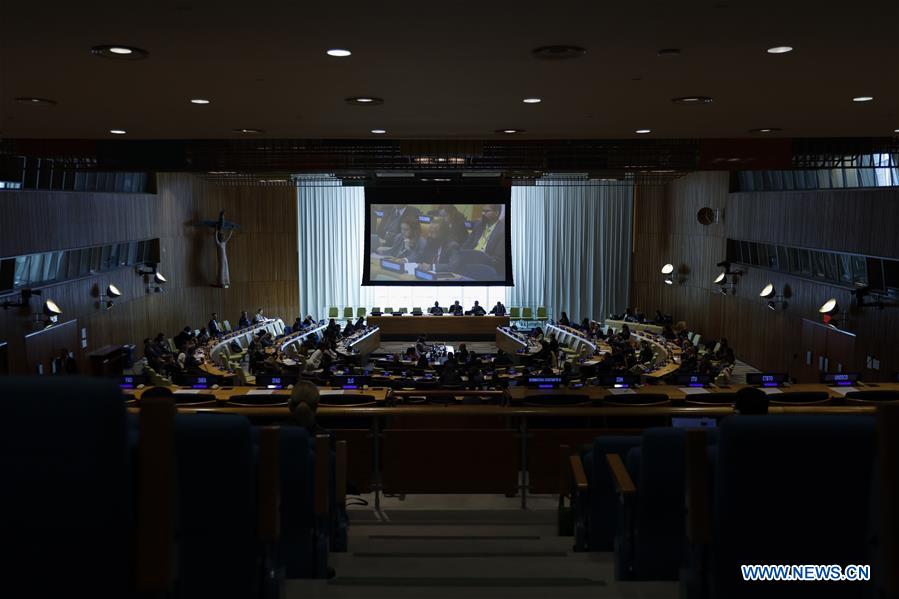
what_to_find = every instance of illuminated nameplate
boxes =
[675,373,711,388]
[174,374,221,389]
[822,372,860,386]
[415,269,437,281]
[119,375,146,389]
[464,220,473,229]
[332,375,368,389]
[256,374,297,389]
[418,215,432,223]
[380,258,404,272]
[746,372,788,387]
[598,373,640,388]
[374,210,384,217]
[527,376,562,388]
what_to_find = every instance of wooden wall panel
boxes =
[0,175,298,374]
[631,172,899,381]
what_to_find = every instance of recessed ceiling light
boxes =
[14,97,56,105]
[672,96,713,104]
[496,129,524,134]
[522,98,542,104]
[345,96,384,105]
[91,45,149,60]
[894,129,899,133]
[232,128,263,134]
[109,129,127,135]
[326,49,352,57]
[531,45,587,60]
[657,48,681,56]
[190,98,210,104]
[749,128,782,133]
[852,96,874,102]
[370,129,387,134]
[766,46,793,54]
[635,129,652,134]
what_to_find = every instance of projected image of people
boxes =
[367,202,509,284]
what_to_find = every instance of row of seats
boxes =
[1,377,345,598]
[566,410,897,598]
[325,305,551,322]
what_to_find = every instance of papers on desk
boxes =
[246,390,276,395]
[759,387,783,395]
[404,262,418,275]
[679,387,710,395]
[173,390,201,395]
[320,390,346,396]
[607,388,636,395]
[828,386,858,396]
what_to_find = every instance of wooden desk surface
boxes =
[605,319,665,335]
[369,314,509,336]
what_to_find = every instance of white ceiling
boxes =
[1,0,897,140]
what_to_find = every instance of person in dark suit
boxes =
[429,301,444,315]
[493,348,512,366]
[458,204,505,271]
[418,218,459,273]
[53,348,78,375]
[558,312,570,326]
[208,312,222,337]
[449,300,463,315]
[375,205,421,248]
[437,205,469,245]
[174,326,193,349]
[468,300,486,316]
[238,310,251,329]
[490,301,506,316]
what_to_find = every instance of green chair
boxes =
[356,307,367,319]
[398,307,408,314]
[521,307,534,325]
[509,306,521,322]
[412,307,423,315]
[536,306,549,323]
[343,307,354,321]
[222,320,232,332]
[371,307,381,315]
[328,306,339,319]
[385,307,393,314]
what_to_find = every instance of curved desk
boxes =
[605,319,664,335]
[337,326,381,359]
[368,314,509,340]
[209,318,284,367]
[495,326,541,360]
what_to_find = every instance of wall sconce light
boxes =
[818,297,848,329]
[98,284,122,310]
[147,271,167,293]
[661,263,675,285]
[759,283,788,310]
[38,298,62,328]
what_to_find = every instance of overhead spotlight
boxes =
[852,96,874,102]
[370,129,387,134]
[91,45,149,60]
[109,129,127,135]
[98,284,122,310]
[345,96,384,105]
[522,98,542,104]
[672,96,713,104]
[496,128,525,134]
[232,128,264,134]
[326,48,352,57]
[714,272,727,284]
[766,46,793,54]
[749,128,782,134]
[635,129,652,134]
[190,98,211,104]
[759,283,775,298]
[760,283,788,310]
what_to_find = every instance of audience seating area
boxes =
[1,377,347,597]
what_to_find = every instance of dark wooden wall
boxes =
[631,172,899,381]
[0,174,298,374]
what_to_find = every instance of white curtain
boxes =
[297,178,633,322]
[297,182,373,318]
[507,180,633,322]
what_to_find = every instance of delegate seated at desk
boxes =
[375,218,427,262]
[417,218,460,273]
[490,301,506,316]
[449,300,463,316]
[429,301,444,315]
[453,204,505,277]
[467,300,486,316]
[374,205,421,248]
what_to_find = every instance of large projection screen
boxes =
[363,186,512,286]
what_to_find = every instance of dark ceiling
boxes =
[2,0,898,140]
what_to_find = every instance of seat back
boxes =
[522,307,533,319]
[844,390,899,404]
[223,319,232,331]
[398,307,408,314]
[768,391,830,405]
[327,307,338,318]
[683,392,736,406]
[603,392,669,407]
[342,307,353,319]
[0,377,134,595]
[537,306,548,319]
[585,436,643,550]
[174,414,257,597]
[384,307,393,314]
[711,415,876,599]
[356,307,366,318]
[510,306,521,319]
